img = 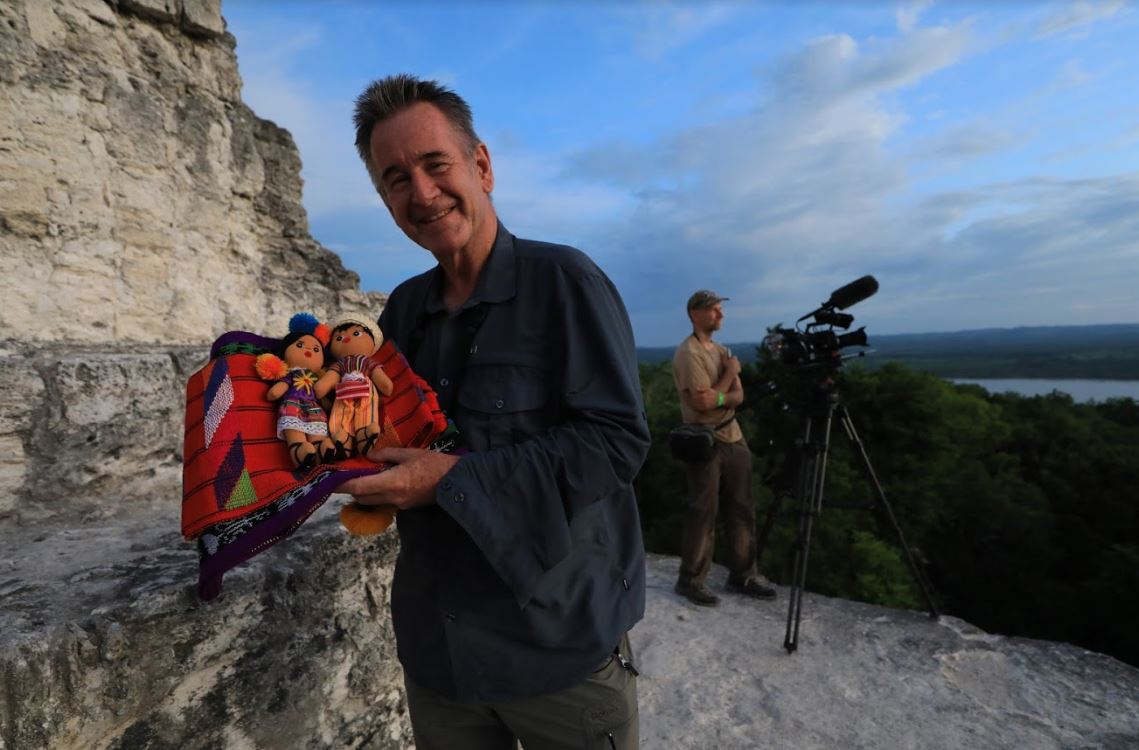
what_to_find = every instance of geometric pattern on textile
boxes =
[223,468,258,512]
[203,357,234,448]
[203,470,333,550]
[213,433,247,511]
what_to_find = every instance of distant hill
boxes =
[638,323,1139,379]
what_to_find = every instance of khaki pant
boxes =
[679,438,757,585]
[404,634,639,750]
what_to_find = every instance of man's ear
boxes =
[474,142,494,193]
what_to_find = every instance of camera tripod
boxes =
[755,379,939,653]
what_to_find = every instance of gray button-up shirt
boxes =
[377,223,650,702]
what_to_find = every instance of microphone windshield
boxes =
[826,275,879,310]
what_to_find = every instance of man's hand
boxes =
[339,447,461,510]
[692,387,722,411]
[724,355,742,379]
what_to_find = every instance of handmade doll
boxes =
[314,318,394,461]
[255,313,331,471]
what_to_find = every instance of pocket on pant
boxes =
[579,656,638,749]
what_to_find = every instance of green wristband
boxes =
[716,391,725,408]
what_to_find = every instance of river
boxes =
[949,379,1139,402]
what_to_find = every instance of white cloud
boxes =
[554,18,1139,343]
[1035,0,1127,39]
[907,122,1019,162]
[560,25,973,332]
[896,0,935,33]
[630,2,739,61]
[228,4,1139,344]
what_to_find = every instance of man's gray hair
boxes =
[353,74,480,189]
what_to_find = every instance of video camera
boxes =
[763,275,878,371]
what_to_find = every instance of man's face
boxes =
[368,102,495,259]
[690,303,724,333]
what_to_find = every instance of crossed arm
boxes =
[683,355,744,413]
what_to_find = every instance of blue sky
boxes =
[225,0,1138,347]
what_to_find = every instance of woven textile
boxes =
[182,331,452,600]
[335,377,372,400]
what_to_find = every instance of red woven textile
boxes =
[182,334,447,540]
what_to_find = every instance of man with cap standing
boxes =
[672,290,776,606]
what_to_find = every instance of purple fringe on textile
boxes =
[196,466,383,601]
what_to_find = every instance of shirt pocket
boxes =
[457,363,556,450]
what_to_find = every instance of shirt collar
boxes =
[423,220,516,314]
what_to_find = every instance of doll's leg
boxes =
[353,391,383,456]
[355,423,381,457]
[323,403,354,461]
[320,434,352,463]
[282,428,319,470]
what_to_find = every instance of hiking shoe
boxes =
[675,579,720,607]
[726,575,777,601]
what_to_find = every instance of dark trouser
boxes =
[404,633,639,750]
[679,438,757,585]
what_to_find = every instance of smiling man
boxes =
[341,74,649,749]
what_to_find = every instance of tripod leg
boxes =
[784,404,835,653]
[837,406,940,620]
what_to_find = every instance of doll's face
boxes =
[283,334,324,369]
[330,325,376,358]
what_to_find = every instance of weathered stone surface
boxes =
[0,0,385,348]
[637,554,1139,750]
[3,534,1136,750]
[2,344,200,525]
[0,0,386,524]
[0,506,412,750]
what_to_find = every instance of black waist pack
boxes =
[668,417,733,463]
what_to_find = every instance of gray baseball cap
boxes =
[687,289,730,311]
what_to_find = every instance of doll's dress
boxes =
[275,367,328,438]
[327,354,382,439]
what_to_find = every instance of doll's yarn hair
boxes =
[331,319,377,346]
[276,313,331,368]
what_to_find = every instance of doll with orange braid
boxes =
[255,313,332,470]
[314,318,394,462]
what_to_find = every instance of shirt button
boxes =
[446,612,456,621]
[495,399,504,409]
[441,479,452,491]
[453,492,465,503]
[440,377,450,386]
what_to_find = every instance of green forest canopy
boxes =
[635,354,1139,668]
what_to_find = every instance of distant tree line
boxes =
[635,354,1139,668]
[637,323,1139,378]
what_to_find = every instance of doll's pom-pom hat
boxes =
[288,312,331,347]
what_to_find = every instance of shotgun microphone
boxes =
[826,275,879,310]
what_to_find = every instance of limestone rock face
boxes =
[0,343,202,524]
[0,0,388,524]
[0,507,413,750]
[0,0,382,346]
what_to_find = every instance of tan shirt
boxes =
[672,334,743,443]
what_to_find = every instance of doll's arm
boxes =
[314,369,340,399]
[265,382,288,401]
[370,366,394,397]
